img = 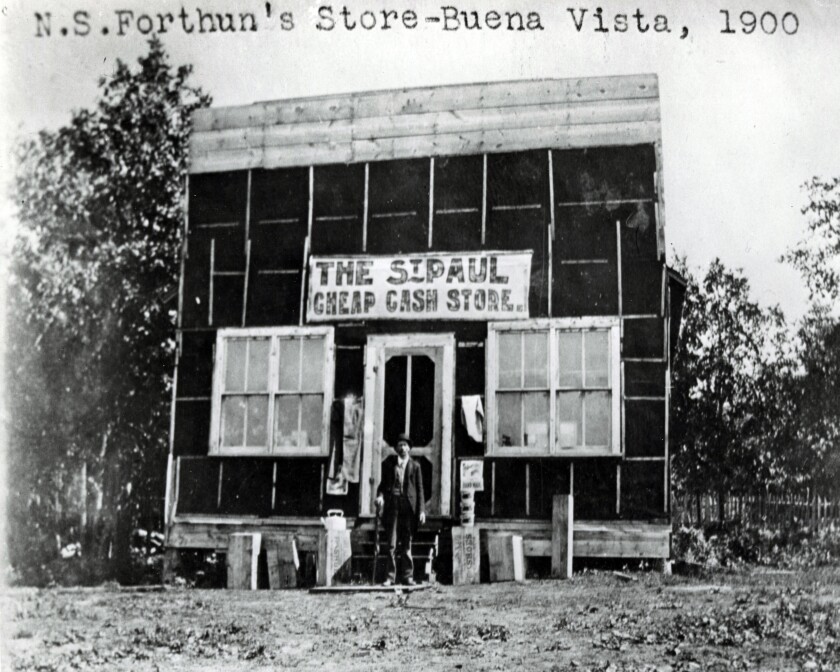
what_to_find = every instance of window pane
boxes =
[246,339,270,392]
[224,340,247,392]
[498,333,521,388]
[497,392,521,447]
[522,332,548,388]
[300,338,325,392]
[277,338,301,391]
[246,396,269,447]
[300,395,324,447]
[584,331,610,388]
[523,392,550,451]
[584,392,611,447]
[556,392,582,449]
[273,395,299,448]
[221,396,246,446]
[558,332,582,388]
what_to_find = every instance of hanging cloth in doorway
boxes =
[326,397,364,495]
[342,397,364,483]
[460,395,485,443]
[326,400,348,495]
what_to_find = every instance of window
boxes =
[487,319,620,456]
[210,327,335,455]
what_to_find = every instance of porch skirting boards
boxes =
[166,515,670,560]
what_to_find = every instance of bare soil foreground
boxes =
[4,567,839,671]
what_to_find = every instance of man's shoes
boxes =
[382,579,394,587]
[403,577,416,586]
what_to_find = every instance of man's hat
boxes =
[396,433,412,448]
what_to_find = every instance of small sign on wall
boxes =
[460,460,484,492]
[307,251,532,322]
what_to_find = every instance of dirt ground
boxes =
[3,566,839,672]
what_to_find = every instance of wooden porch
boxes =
[166,514,671,560]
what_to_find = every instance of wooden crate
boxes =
[264,533,299,589]
[451,527,480,585]
[488,533,524,582]
[317,529,352,587]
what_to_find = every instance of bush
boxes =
[674,522,840,569]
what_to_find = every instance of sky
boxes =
[2,0,839,321]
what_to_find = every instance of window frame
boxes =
[209,326,335,457]
[486,317,621,457]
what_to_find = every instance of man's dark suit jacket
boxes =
[377,454,426,527]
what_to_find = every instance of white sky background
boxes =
[1,0,839,321]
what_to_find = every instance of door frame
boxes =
[360,333,455,517]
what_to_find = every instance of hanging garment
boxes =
[326,426,348,496]
[327,400,349,495]
[325,397,364,494]
[460,395,485,443]
[343,397,364,483]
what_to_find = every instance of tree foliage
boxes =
[783,177,840,304]
[782,176,840,495]
[671,258,800,510]
[7,39,209,584]
[794,306,840,492]
[673,189,840,512]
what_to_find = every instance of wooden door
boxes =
[361,334,454,516]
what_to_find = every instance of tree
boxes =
[784,177,840,496]
[671,258,798,520]
[794,306,840,494]
[783,177,840,494]
[783,177,840,304]
[673,176,840,520]
[7,39,210,583]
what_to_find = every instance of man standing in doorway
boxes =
[375,433,426,585]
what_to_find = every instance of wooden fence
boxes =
[674,492,840,529]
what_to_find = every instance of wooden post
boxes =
[547,149,554,316]
[551,494,573,579]
[162,548,182,584]
[488,533,524,582]
[451,527,481,585]
[227,533,262,590]
[80,462,88,530]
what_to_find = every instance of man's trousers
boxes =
[385,495,414,583]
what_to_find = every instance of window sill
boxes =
[489,448,621,458]
[209,447,327,458]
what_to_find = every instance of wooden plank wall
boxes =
[190,76,660,173]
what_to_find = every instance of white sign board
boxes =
[460,460,485,492]
[306,251,532,322]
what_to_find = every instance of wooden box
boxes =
[451,526,481,585]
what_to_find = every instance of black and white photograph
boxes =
[1,1,839,669]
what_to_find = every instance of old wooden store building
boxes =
[164,74,686,585]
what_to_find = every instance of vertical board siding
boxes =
[621,460,666,518]
[486,150,550,317]
[366,158,430,254]
[311,163,366,255]
[433,155,484,250]
[173,399,212,456]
